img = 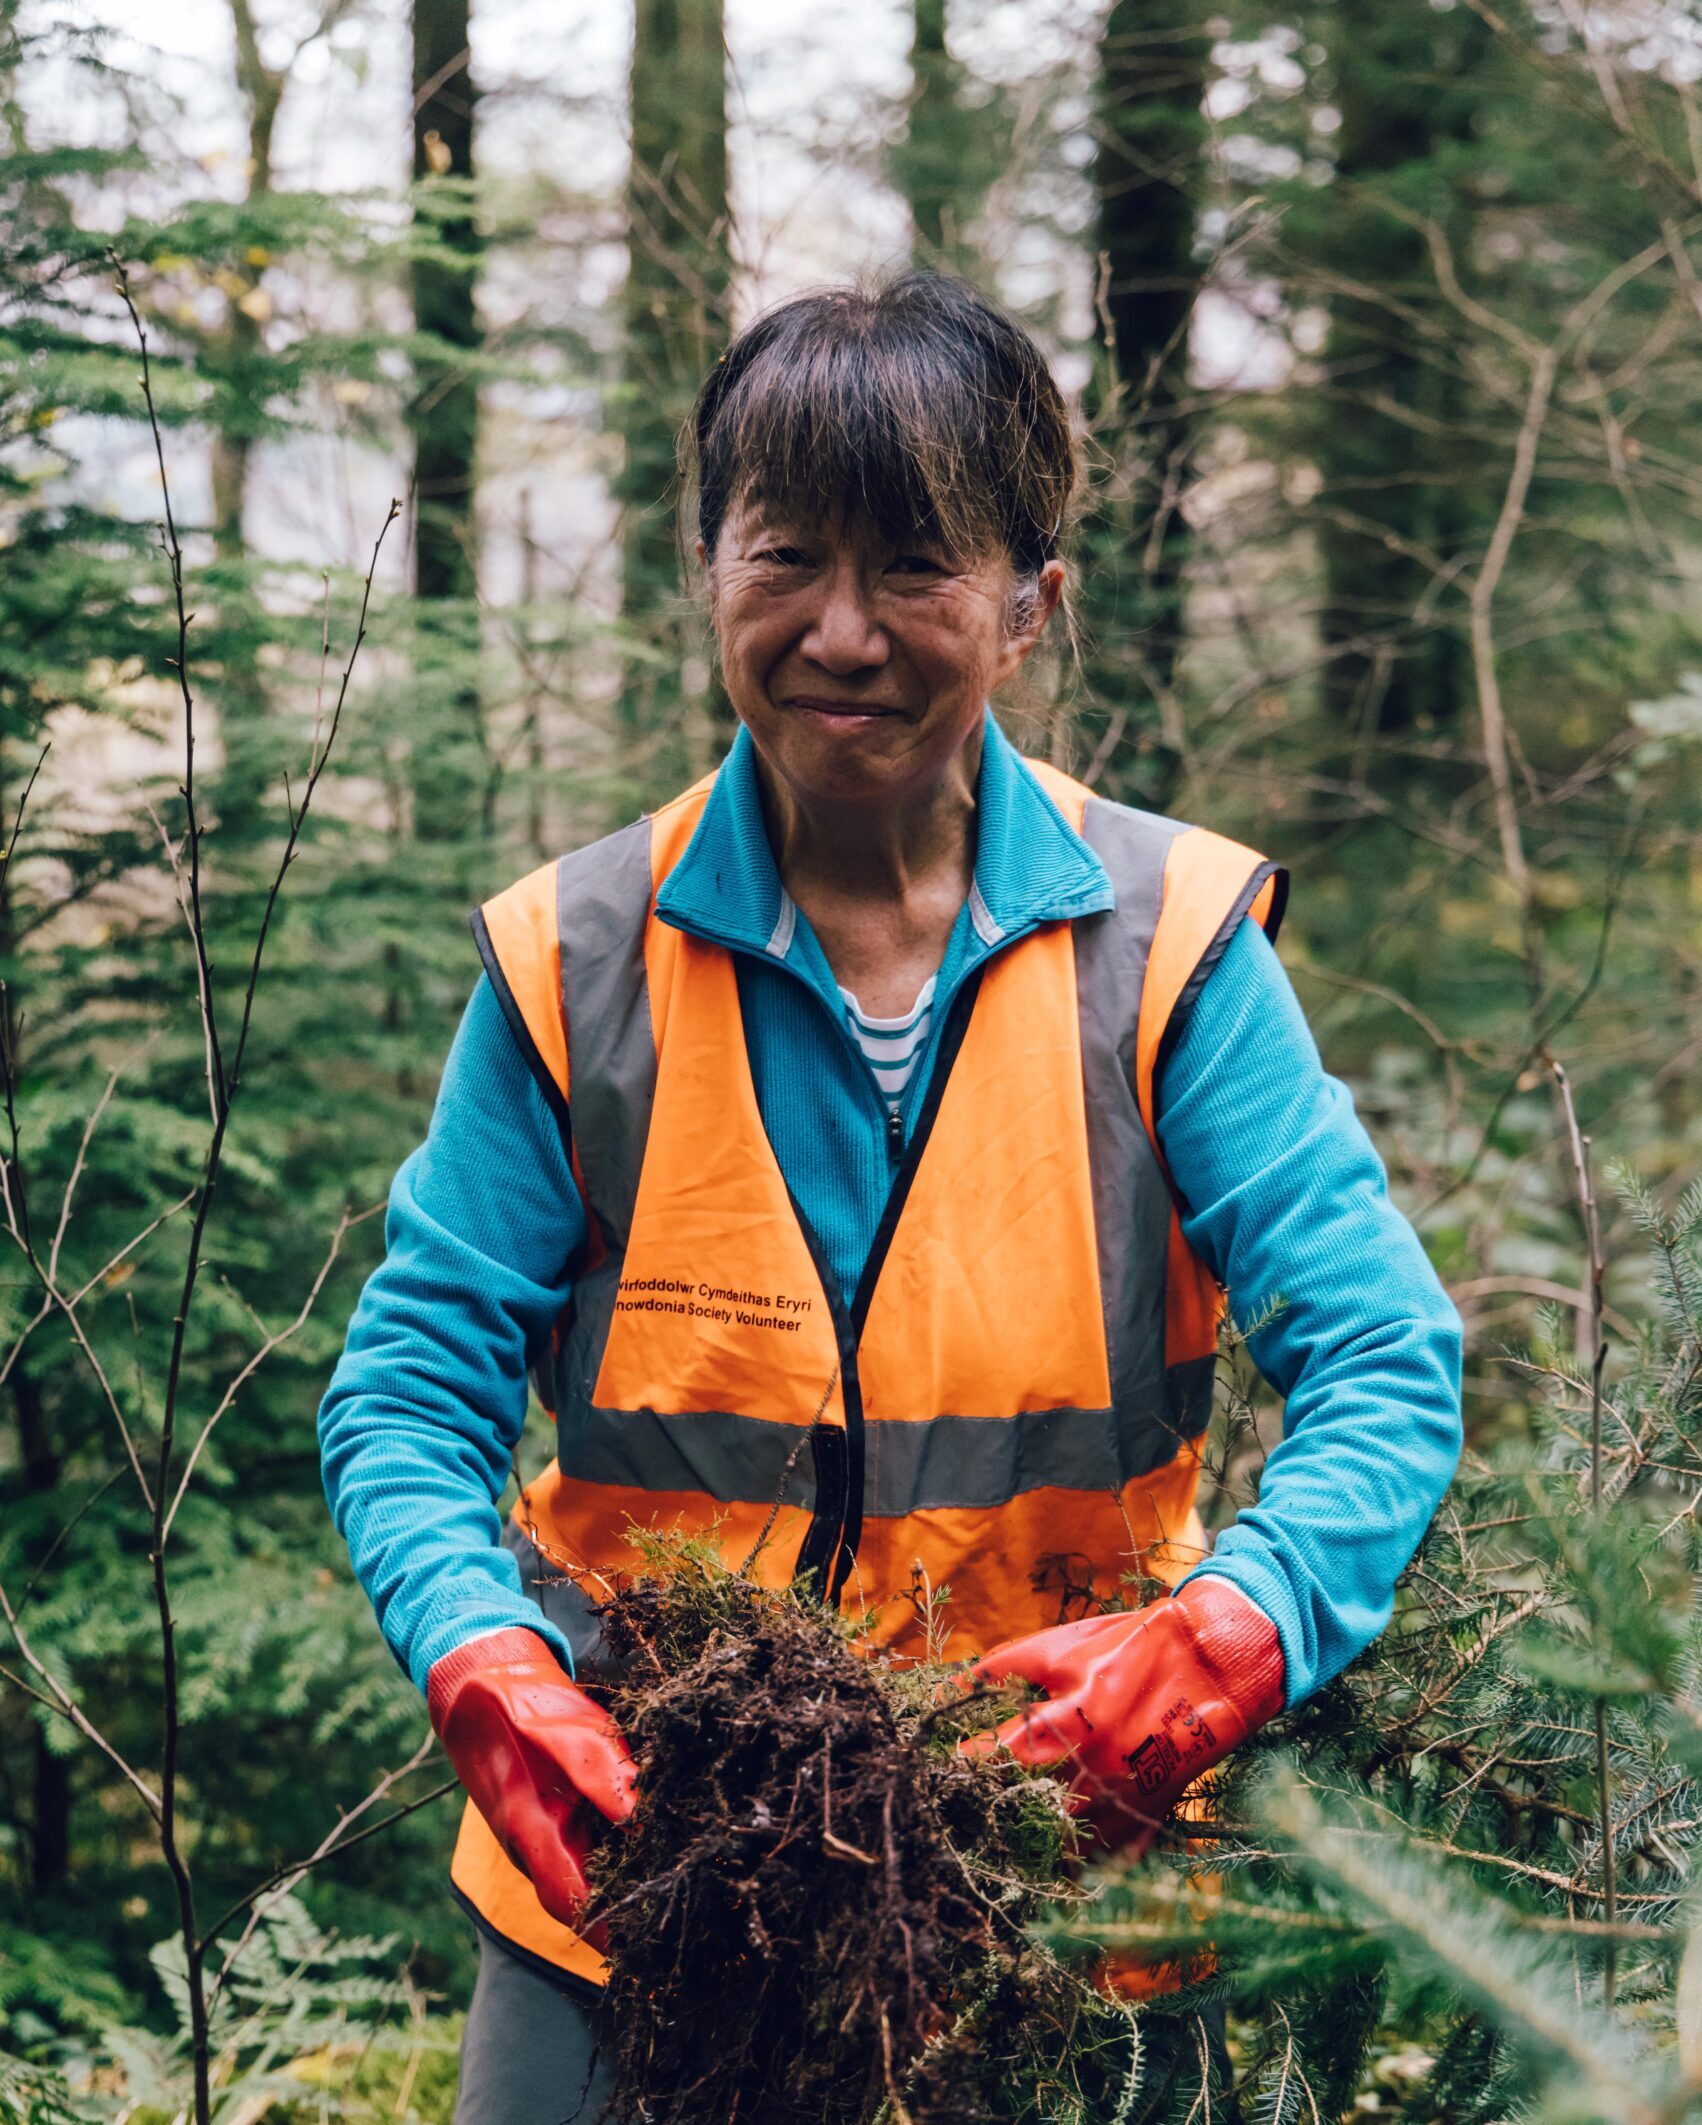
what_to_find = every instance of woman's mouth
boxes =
[787,697,905,724]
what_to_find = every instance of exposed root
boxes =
[584,1537,1151,2125]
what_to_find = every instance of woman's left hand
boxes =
[959,1577,1285,1855]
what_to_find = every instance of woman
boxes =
[318,272,1463,2123]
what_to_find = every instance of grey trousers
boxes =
[453,1935,621,2125]
[453,1931,1237,2125]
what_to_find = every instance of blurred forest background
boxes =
[7,0,1702,2118]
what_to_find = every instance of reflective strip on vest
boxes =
[455,757,1285,1983]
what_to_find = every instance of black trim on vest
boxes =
[469,905,574,1137]
[782,1190,856,1600]
[451,1883,610,2001]
[786,965,987,1607]
[1154,859,1289,1085]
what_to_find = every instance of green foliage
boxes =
[1064,1178,1702,2117]
[0,3,499,2039]
[4,1899,461,2125]
[4,4,1702,2121]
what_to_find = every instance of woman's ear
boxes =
[1030,558,1066,636]
[1007,558,1066,651]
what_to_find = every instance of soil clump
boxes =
[585,1540,1144,2125]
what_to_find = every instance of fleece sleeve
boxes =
[1154,915,1464,1705]
[317,974,588,1694]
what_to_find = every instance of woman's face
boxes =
[701,499,1062,814]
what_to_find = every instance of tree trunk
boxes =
[409,0,484,856]
[900,0,971,270]
[214,4,281,563]
[1309,0,1488,765]
[893,3,1008,276]
[12,1369,70,1898]
[1081,0,1213,802]
[213,1,284,832]
[618,0,730,796]
[0,722,69,1897]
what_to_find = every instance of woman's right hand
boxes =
[427,1627,638,1924]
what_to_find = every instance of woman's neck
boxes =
[749,731,982,1015]
[753,731,982,910]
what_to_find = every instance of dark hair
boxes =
[685,273,1076,582]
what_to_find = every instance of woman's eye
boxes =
[756,546,810,567]
[888,554,945,577]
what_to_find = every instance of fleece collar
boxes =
[654,711,1113,969]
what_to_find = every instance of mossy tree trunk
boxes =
[409,0,485,858]
[617,0,730,797]
[1305,0,1489,770]
[893,0,998,274]
[207,0,286,834]
[1080,0,1213,804]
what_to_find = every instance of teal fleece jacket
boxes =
[318,717,1464,1707]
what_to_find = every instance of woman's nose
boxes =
[800,565,888,672]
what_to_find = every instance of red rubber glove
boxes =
[961,1578,1284,1857]
[428,1627,637,1926]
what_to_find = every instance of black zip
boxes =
[788,966,985,1605]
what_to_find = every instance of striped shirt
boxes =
[839,976,937,1113]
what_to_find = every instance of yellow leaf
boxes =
[236,285,273,324]
[423,127,453,174]
[244,244,272,267]
[148,251,191,274]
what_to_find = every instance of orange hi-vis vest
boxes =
[451,757,1285,1985]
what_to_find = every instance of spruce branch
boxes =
[1258,1765,1664,2125]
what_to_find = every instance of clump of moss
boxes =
[584,1532,1143,2125]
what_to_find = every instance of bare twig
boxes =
[56,253,404,2125]
[202,1736,449,2014]
[163,1204,377,1539]
[14,1464,128,1616]
[109,252,226,1120]
[0,1569,162,1817]
[1549,1054,1617,2006]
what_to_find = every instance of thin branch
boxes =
[0,1194,156,1511]
[163,1205,375,1538]
[223,499,399,1108]
[202,1737,449,2014]
[15,1464,127,1615]
[0,1569,162,1817]
[109,252,225,1116]
[1550,1053,1617,2006]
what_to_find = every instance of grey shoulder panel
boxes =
[1072,796,1186,1421]
[1074,796,1186,1076]
[555,816,657,1254]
